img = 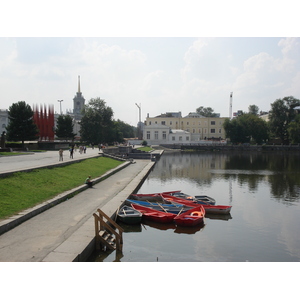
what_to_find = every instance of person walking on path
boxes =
[59,149,63,161]
[85,175,93,188]
[69,145,74,159]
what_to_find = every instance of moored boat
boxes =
[174,206,205,227]
[163,191,216,205]
[117,205,142,224]
[125,199,193,214]
[131,203,176,223]
[129,191,181,202]
[162,194,232,215]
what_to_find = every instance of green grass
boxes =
[138,146,153,152]
[0,157,123,220]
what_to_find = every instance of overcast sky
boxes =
[1,2,299,127]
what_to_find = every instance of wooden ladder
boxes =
[93,208,124,251]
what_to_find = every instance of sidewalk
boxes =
[0,147,102,176]
[0,151,155,262]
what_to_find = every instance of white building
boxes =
[143,112,227,145]
[0,109,8,134]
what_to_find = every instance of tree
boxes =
[269,96,300,144]
[6,101,39,148]
[223,113,269,144]
[80,98,114,144]
[223,117,250,144]
[287,114,300,144]
[248,105,259,115]
[196,106,218,117]
[106,119,136,143]
[55,115,76,141]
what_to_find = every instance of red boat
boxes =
[162,194,232,215]
[129,191,181,202]
[174,206,205,227]
[131,203,176,223]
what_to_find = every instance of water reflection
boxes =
[149,151,300,204]
[91,151,300,262]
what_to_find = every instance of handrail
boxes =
[93,208,124,251]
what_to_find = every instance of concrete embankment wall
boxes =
[161,144,300,152]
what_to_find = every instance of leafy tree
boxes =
[245,114,269,144]
[80,98,114,144]
[55,115,76,141]
[269,96,300,144]
[109,120,136,143]
[115,119,135,139]
[287,114,300,144]
[6,101,39,148]
[223,117,249,144]
[248,105,259,115]
[196,106,218,117]
[223,113,269,144]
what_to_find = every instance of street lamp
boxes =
[135,103,141,140]
[57,100,63,114]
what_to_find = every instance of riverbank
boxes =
[0,159,155,262]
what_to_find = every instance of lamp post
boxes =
[57,100,63,114]
[135,103,141,140]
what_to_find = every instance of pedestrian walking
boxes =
[69,145,74,159]
[58,149,63,161]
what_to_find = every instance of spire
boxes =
[78,75,81,93]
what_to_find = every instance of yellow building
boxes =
[144,112,228,145]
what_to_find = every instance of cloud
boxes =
[0,37,299,124]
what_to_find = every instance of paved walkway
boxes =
[0,147,102,175]
[0,150,155,261]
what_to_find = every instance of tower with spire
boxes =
[73,75,85,120]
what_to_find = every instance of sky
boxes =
[0,2,299,128]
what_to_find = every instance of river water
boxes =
[91,151,300,262]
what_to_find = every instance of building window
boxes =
[170,121,172,125]
[211,121,215,125]
[192,128,195,133]
[172,136,175,141]
[219,129,222,134]
[186,122,189,125]
[154,131,158,139]
[149,121,151,125]
[162,131,166,140]
[186,136,189,141]
[162,121,165,125]
[211,129,216,133]
[179,136,182,141]
[146,131,150,139]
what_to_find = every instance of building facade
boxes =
[0,109,8,135]
[143,112,228,145]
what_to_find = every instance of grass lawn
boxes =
[137,146,153,152]
[0,157,123,220]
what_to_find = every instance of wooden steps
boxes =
[93,209,124,251]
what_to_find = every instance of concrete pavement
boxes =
[0,149,155,261]
[0,147,102,176]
